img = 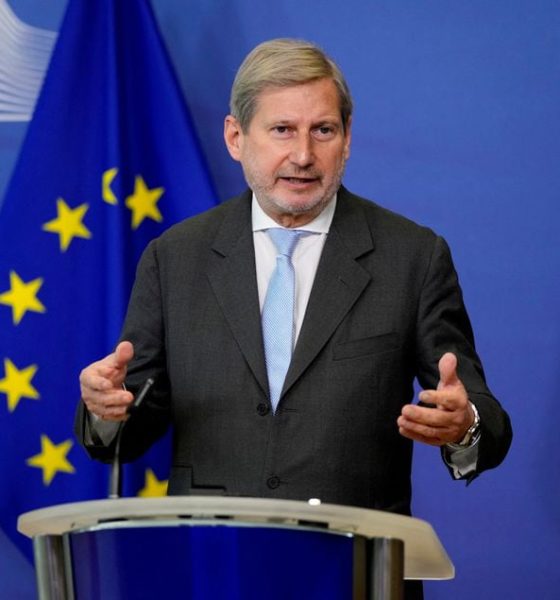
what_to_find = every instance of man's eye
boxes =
[313,126,336,138]
[273,126,289,134]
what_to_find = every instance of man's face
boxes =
[224,78,351,226]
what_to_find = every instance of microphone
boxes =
[108,377,155,499]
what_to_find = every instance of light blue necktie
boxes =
[262,228,305,413]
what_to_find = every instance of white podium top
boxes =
[18,496,454,580]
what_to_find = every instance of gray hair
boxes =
[230,38,353,132]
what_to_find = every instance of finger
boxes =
[397,418,443,446]
[92,405,131,422]
[91,361,131,379]
[437,352,460,388]
[99,341,134,371]
[398,414,460,446]
[398,402,470,442]
[397,413,441,439]
[112,341,134,369]
[93,389,134,406]
[80,361,129,391]
[81,342,134,389]
[80,371,115,393]
[401,403,459,427]
[418,389,467,411]
[83,388,133,409]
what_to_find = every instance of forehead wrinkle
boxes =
[251,81,343,125]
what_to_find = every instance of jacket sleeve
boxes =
[414,235,512,479]
[74,239,171,463]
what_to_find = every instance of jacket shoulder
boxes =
[338,188,440,246]
[152,191,251,251]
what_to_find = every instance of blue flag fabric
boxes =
[0,0,217,581]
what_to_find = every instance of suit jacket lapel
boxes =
[206,188,375,404]
[283,188,375,396]
[206,191,269,396]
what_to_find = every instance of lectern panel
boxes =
[69,522,355,599]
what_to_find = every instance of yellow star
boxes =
[102,167,119,205]
[137,468,168,497]
[0,270,46,325]
[26,435,75,486]
[125,176,164,230]
[0,358,40,412]
[42,198,92,252]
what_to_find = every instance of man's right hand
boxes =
[79,341,135,421]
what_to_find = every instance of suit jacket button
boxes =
[267,476,280,489]
[256,403,270,416]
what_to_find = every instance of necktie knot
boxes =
[267,228,304,258]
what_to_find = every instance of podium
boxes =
[18,496,454,599]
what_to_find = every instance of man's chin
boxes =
[271,193,331,216]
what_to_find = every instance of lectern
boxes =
[18,496,453,599]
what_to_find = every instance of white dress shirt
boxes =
[252,193,336,344]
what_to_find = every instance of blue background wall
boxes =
[1,1,558,598]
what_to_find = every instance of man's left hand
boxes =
[397,352,475,446]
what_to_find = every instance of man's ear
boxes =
[343,115,352,161]
[224,115,243,161]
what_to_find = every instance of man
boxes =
[77,39,511,515]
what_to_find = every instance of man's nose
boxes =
[289,134,315,167]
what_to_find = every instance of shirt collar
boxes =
[252,192,337,234]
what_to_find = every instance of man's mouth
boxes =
[278,176,320,185]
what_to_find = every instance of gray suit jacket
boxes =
[76,187,511,515]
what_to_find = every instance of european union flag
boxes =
[0,0,217,591]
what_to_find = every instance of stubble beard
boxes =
[243,159,347,218]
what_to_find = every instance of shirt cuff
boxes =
[443,432,481,479]
[85,410,120,446]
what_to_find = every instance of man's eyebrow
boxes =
[263,117,342,127]
[262,118,293,126]
[313,120,340,127]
